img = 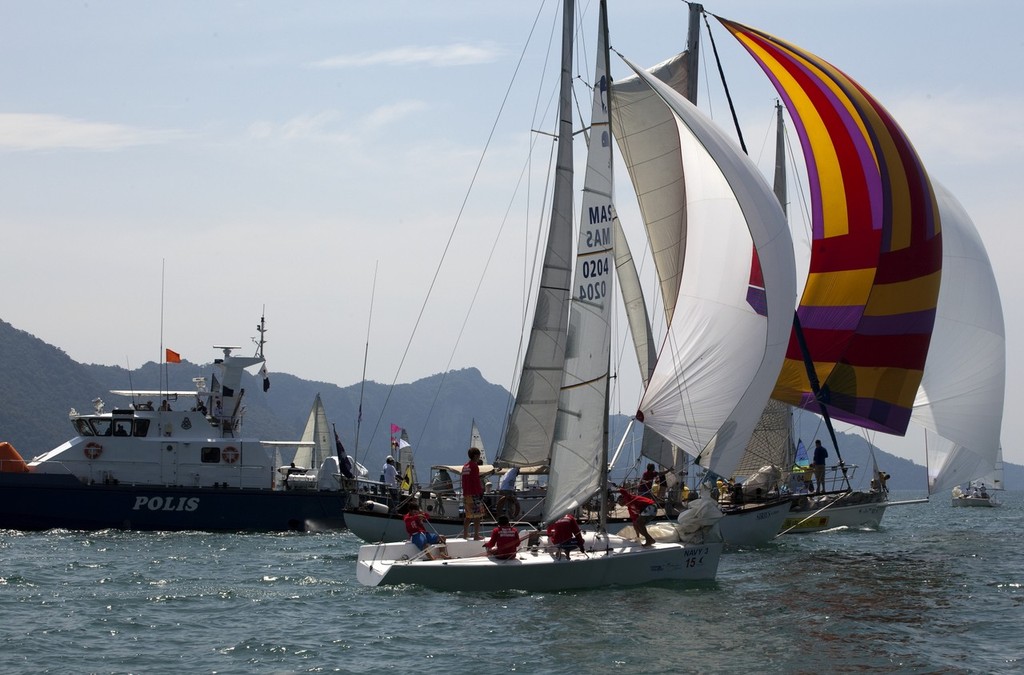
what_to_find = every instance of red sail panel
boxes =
[720,18,941,435]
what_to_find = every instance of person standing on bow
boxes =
[617,487,657,547]
[461,447,484,540]
[812,440,829,494]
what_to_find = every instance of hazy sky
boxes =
[2,1,1020,467]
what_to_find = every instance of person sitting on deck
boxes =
[404,504,448,560]
[484,515,520,560]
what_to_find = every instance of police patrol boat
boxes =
[0,320,346,532]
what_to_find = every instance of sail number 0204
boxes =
[579,256,610,300]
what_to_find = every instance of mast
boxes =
[684,2,702,104]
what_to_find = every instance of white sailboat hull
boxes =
[356,532,721,591]
[779,492,888,534]
[951,496,1000,508]
[717,500,791,546]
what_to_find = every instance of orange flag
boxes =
[165,348,181,364]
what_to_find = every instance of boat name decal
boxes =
[132,496,200,512]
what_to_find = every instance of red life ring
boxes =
[84,442,103,460]
[222,446,240,464]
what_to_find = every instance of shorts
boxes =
[464,494,484,519]
[555,539,577,551]
[411,532,440,550]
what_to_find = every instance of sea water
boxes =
[1,491,1021,674]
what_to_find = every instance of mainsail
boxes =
[495,0,574,469]
[912,183,1005,494]
[295,393,332,471]
[719,18,942,436]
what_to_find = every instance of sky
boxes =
[2,1,1021,467]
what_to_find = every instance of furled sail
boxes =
[620,55,797,479]
[719,18,942,436]
[544,7,615,520]
[911,183,1004,494]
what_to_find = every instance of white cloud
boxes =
[310,43,503,69]
[0,113,182,151]
[247,101,426,144]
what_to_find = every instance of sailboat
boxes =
[909,183,1005,508]
[344,419,548,542]
[357,0,804,589]
[697,16,944,534]
[266,393,342,491]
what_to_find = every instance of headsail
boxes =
[544,3,615,520]
[719,18,942,436]
[912,183,1005,494]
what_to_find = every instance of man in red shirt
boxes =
[484,515,520,560]
[617,487,657,547]
[546,513,585,559]
[461,447,484,540]
[403,504,448,560]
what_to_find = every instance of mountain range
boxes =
[1,317,1016,492]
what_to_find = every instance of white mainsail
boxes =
[544,13,615,520]
[469,419,487,465]
[295,393,332,471]
[610,52,690,328]
[619,56,797,479]
[912,182,1005,494]
[495,0,574,469]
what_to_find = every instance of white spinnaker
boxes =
[912,182,1005,494]
[621,56,796,479]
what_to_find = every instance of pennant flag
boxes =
[258,363,271,392]
[390,423,401,434]
[398,438,411,450]
[335,430,354,479]
[165,349,181,364]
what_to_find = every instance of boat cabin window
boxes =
[132,420,151,437]
[74,419,95,436]
[201,447,221,463]
[92,420,113,436]
[112,422,130,437]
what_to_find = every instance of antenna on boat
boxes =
[254,308,267,358]
[353,262,379,467]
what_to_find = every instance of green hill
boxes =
[1,316,1016,491]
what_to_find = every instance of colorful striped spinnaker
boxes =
[719,18,941,435]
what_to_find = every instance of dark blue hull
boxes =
[0,473,346,532]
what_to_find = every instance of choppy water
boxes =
[2,491,1021,674]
